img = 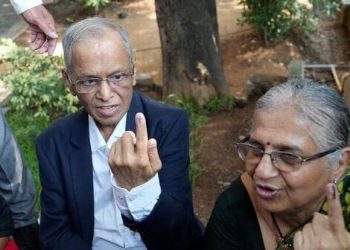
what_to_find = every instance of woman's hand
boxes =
[294,183,350,250]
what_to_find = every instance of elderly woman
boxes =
[204,79,350,250]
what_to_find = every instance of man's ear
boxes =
[61,69,77,96]
[332,147,350,181]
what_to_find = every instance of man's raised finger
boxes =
[135,113,148,154]
[148,138,162,172]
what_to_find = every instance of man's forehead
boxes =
[74,32,123,49]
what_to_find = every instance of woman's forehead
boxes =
[250,108,316,149]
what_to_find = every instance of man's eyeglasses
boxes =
[234,142,340,172]
[69,69,134,94]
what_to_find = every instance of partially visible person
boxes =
[204,79,350,249]
[0,110,40,250]
[0,195,15,250]
[36,17,202,250]
[10,0,58,55]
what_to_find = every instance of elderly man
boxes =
[36,17,202,250]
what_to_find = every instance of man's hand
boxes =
[294,183,350,250]
[108,113,162,191]
[21,5,58,56]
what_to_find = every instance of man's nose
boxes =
[96,79,112,100]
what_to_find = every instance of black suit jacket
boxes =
[36,92,202,250]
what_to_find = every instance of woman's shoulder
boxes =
[213,176,254,217]
[204,176,264,250]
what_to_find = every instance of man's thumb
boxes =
[37,22,58,38]
[148,138,161,172]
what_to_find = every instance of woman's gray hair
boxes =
[254,78,350,168]
[62,17,134,75]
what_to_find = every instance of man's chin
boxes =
[95,115,124,127]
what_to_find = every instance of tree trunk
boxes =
[155,0,229,104]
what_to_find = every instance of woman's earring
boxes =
[332,178,338,184]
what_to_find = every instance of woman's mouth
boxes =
[256,185,279,199]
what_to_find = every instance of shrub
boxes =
[238,0,341,44]
[84,0,111,12]
[204,95,236,112]
[0,39,79,121]
[0,39,79,209]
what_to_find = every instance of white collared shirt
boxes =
[10,0,42,14]
[89,114,161,250]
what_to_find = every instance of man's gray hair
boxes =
[62,17,134,75]
[255,79,350,168]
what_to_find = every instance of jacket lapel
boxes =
[69,110,94,244]
[66,94,144,243]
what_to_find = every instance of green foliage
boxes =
[0,39,80,209]
[168,94,236,184]
[0,39,79,121]
[238,0,340,44]
[84,0,111,11]
[189,152,201,185]
[311,0,341,16]
[173,97,209,130]
[168,96,207,184]
[203,95,236,112]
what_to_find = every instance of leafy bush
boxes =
[173,97,209,130]
[0,39,80,209]
[84,0,111,12]
[204,95,236,112]
[312,0,341,16]
[238,0,340,44]
[0,39,79,121]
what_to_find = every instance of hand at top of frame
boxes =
[108,113,162,191]
[21,5,58,56]
[294,183,350,250]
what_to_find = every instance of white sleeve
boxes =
[10,0,43,14]
[111,173,161,221]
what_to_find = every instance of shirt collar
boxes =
[88,113,128,154]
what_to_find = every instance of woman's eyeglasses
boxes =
[234,142,340,172]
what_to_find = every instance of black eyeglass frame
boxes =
[234,140,341,172]
[67,64,135,94]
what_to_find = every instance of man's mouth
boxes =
[97,105,119,117]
